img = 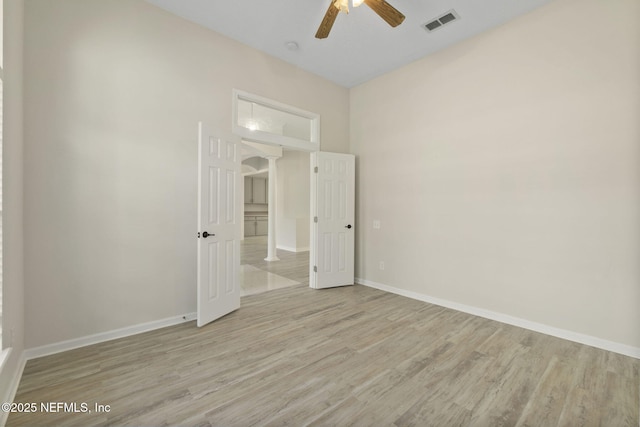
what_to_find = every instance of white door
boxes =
[310,152,355,289]
[197,123,241,327]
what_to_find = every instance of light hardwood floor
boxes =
[8,282,639,426]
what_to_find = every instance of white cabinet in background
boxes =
[244,215,268,237]
[253,178,267,204]
[244,177,253,204]
[256,216,268,236]
[244,217,256,237]
[244,177,268,204]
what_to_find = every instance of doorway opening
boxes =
[232,89,355,296]
[240,149,311,296]
[233,89,319,297]
[196,92,355,326]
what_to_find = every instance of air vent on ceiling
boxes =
[423,10,460,32]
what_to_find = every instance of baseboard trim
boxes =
[24,312,197,361]
[356,277,640,359]
[0,349,27,427]
[276,245,310,253]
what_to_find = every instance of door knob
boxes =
[202,231,214,238]
[345,224,352,229]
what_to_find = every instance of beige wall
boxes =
[23,0,349,348]
[351,0,640,349]
[1,0,25,404]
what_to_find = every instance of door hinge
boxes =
[314,216,318,223]
[313,266,318,273]
[314,166,318,173]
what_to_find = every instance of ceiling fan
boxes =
[315,0,406,39]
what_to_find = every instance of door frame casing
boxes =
[231,89,354,290]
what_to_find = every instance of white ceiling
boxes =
[147,0,554,88]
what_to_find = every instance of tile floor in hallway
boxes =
[240,236,309,296]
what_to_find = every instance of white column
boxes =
[264,156,279,262]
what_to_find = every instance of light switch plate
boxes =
[373,220,381,229]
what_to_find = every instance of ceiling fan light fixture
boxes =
[334,0,349,14]
[316,0,404,39]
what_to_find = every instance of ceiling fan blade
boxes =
[363,0,405,27]
[315,1,340,39]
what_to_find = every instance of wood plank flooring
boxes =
[8,284,639,426]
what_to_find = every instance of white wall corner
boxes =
[355,278,640,360]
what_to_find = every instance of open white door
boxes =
[310,152,355,289]
[197,123,241,327]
